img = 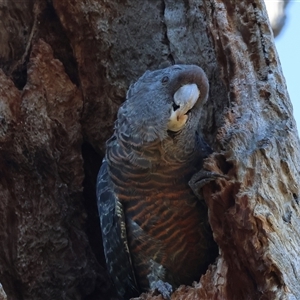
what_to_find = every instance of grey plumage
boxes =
[97,64,217,299]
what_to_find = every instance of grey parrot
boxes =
[96,64,218,299]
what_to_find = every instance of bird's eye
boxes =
[161,76,169,84]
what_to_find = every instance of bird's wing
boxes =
[96,158,139,298]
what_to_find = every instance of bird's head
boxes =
[116,64,209,149]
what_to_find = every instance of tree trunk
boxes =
[0,0,299,299]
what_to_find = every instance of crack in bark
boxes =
[252,2,271,68]
[8,1,41,89]
[161,0,175,65]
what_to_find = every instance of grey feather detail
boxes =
[147,261,173,300]
[147,259,166,286]
[96,159,139,298]
[116,201,132,256]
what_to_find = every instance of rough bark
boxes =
[0,0,299,299]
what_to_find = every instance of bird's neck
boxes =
[106,133,202,200]
[118,132,199,166]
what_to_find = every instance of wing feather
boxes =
[96,159,139,298]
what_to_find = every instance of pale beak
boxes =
[167,83,200,132]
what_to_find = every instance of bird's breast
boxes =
[110,158,214,289]
[106,139,216,290]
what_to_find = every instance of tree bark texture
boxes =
[0,0,299,299]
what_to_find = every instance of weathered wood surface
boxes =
[0,0,299,299]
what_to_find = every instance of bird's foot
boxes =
[189,170,228,198]
[150,280,173,299]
